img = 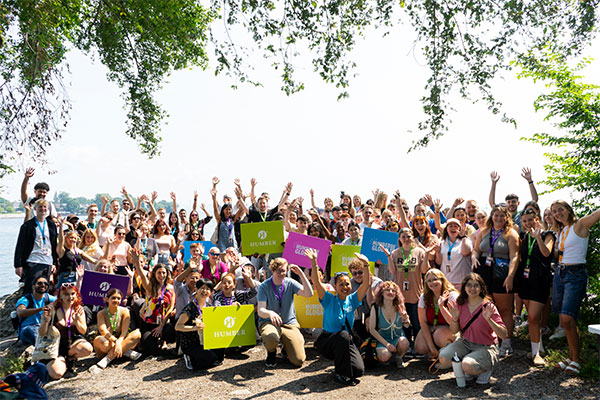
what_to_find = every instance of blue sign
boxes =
[182,240,214,262]
[360,228,398,263]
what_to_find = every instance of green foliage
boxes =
[0,352,25,376]
[0,196,16,213]
[1,0,599,173]
[1,0,214,169]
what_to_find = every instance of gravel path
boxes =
[45,339,597,400]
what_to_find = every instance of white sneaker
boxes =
[476,369,492,384]
[549,327,566,340]
[124,350,142,361]
[97,355,112,369]
[183,354,193,370]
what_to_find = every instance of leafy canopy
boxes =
[1,0,598,170]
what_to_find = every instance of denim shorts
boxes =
[552,264,588,319]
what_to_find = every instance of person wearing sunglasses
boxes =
[199,247,230,286]
[102,225,133,276]
[347,256,382,341]
[40,283,93,379]
[309,250,371,386]
[15,276,57,345]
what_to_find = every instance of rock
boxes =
[0,289,23,338]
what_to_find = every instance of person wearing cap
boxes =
[433,218,474,291]
[257,257,313,368]
[309,250,371,386]
[20,167,57,220]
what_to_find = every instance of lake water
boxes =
[0,217,22,297]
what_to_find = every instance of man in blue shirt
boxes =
[15,276,56,345]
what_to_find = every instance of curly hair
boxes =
[374,281,406,314]
[55,285,84,312]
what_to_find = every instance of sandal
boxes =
[556,358,572,370]
[565,361,581,376]
[428,357,440,375]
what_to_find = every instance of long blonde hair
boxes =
[79,228,100,253]
[423,269,457,307]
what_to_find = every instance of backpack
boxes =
[11,294,50,332]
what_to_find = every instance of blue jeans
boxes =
[19,324,39,346]
[552,264,588,319]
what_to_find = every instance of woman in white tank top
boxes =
[550,200,600,376]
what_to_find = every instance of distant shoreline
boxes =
[0,214,24,219]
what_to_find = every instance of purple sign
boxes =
[80,271,130,306]
[282,232,330,270]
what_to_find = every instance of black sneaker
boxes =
[333,374,358,386]
[265,351,277,368]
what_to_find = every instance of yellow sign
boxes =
[330,245,375,277]
[202,305,256,349]
[294,292,335,329]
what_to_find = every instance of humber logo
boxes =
[100,282,111,291]
[224,316,236,328]
[258,230,267,240]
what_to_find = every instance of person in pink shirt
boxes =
[438,273,508,385]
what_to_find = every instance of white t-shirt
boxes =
[440,237,472,287]
[26,220,53,265]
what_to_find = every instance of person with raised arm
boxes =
[257,257,313,368]
[433,217,473,291]
[488,168,539,229]
[14,199,59,293]
[472,204,519,357]
[513,208,555,367]
[20,167,57,219]
[94,289,142,369]
[309,249,370,386]
[415,269,458,360]
[132,251,176,356]
[56,217,97,287]
[101,225,133,276]
[210,179,245,252]
[383,228,430,350]
[439,273,507,385]
[369,281,411,368]
[550,200,600,376]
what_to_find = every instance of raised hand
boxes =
[210,188,217,198]
[453,197,464,208]
[304,248,318,262]
[433,199,443,212]
[521,167,533,182]
[121,186,128,196]
[151,191,158,202]
[250,178,257,187]
[284,182,293,193]
[423,194,434,207]
[233,178,241,187]
[101,195,110,204]
[490,171,500,183]
[482,302,496,321]
[310,188,314,197]
[448,297,460,321]
[170,192,176,201]
[379,243,391,257]
[25,167,35,178]
[212,176,220,187]
[289,264,303,276]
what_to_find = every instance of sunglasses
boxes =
[334,272,349,277]
[209,252,220,256]
[116,232,126,236]
[350,270,364,276]
[131,216,140,220]
[61,282,76,288]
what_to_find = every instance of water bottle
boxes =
[452,352,466,387]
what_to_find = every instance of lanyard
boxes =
[402,246,414,279]
[259,210,267,222]
[558,225,571,263]
[526,234,536,267]
[223,292,234,306]
[141,238,147,255]
[351,239,359,246]
[270,279,285,305]
[156,284,167,316]
[170,226,177,236]
[488,228,504,257]
[107,308,119,334]
[60,305,74,341]
[433,301,439,326]
[193,298,204,317]
[88,220,97,230]
[35,218,47,245]
[447,238,457,261]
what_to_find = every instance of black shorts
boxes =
[515,265,551,304]
[474,258,514,294]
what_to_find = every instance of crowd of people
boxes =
[11,167,600,388]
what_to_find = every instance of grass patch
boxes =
[0,352,25,376]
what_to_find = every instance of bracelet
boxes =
[528,181,533,184]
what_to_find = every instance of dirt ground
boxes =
[43,338,597,400]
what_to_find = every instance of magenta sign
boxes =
[282,232,330,270]
[80,271,130,306]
